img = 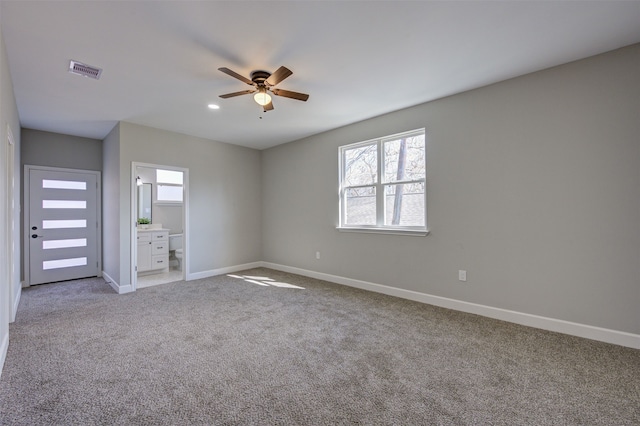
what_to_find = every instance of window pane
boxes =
[156,169,183,185]
[42,179,86,190]
[42,219,87,229]
[42,257,87,270]
[43,238,87,250]
[42,200,86,209]
[345,187,376,225]
[384,134,425,183]
[157,184,183,202]
[384,182,425,226]
[344,144,377,186]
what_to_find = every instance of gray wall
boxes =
[102,124,121,284]
[21,128,102,171]
[104,122,262,289]
[151,205,182,235]
[20,128,103,279]
[0,14,21,373]
[261,44,640,334]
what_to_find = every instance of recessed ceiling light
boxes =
[208,104,220,110]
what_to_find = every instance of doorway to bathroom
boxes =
[131,162,188,290]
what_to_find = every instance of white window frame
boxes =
[338,128,428,236]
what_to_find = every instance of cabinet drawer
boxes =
[152,231,168,241]
[151,255,168,269]
[137,232,151,242]
[152,241,168,255]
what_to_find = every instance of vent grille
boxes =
[69,60,102,80]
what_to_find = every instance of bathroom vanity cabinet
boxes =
[137,229,169,274]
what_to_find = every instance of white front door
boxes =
[28,168,99,285]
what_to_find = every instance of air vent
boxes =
[68,60,102,80]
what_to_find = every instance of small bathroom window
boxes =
[157,184,182,202]
[156,169,183,203]
[157,169,183,185]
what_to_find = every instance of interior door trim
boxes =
[23,165,102,287]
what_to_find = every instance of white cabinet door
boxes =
[137,241,152,272]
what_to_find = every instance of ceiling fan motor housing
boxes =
[250,70,271,85]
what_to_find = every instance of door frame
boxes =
[130,162,189,291]
[6,125,17,321]
[23,165,102,287]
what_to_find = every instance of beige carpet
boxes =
[1,268,638,425]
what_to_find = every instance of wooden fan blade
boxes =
[266,66,292,86]
[219,90,255,99]
[218,67,253,85]
[271,88,309,102]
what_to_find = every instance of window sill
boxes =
[153,201,183,206]
[336,226,430,236]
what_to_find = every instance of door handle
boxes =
[31,234,43,239]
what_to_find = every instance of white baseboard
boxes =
[117,284,133,294]
[0,330,8,380]
[10,286,21,323]
[102,271,133,294]
[260,262,640,350]
[187,262,264,281]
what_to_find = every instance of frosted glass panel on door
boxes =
[42,257,87,270]
[42,180,87,190]
[42,219,87,229]
[43,238,87,250]
[42,200,87,209]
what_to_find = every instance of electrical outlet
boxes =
[458,270,467,282]
[316,251,321,260]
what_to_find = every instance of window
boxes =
[339,129,427,235]
[156,169,183,203]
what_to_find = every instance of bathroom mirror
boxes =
[137,183,152,223]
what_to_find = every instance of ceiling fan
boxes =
[218,66,309,112]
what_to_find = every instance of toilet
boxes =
[169,234,183,271]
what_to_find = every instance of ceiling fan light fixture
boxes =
[254,89,272,106]
[218,66,308,111]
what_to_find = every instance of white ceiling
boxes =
[1,1,640,150]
